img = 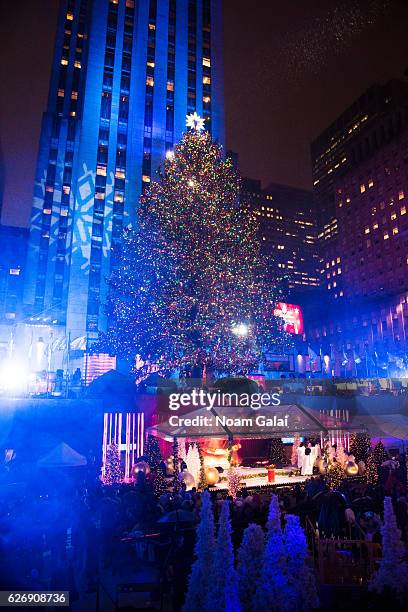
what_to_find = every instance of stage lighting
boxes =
[0,360,29,395]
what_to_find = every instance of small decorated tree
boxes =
[291,435,301,467]
[178,438,187,465]
[269,438,286,467]
[369,497,408,598]
[349,432,371,463]
[326,460,344,491]
[183,491,215,611]
[227,467,242,500]
[373,440,388,466]
[103,442,122,485]
[237,523,265,612]
[366,451,379,485]
[336,443,348,467]
[206,501,241,611]
[186,443,201,487]
[283,514,319,611]
[145,434,167,496]
[254,495,293,611]
[172,437,182,492]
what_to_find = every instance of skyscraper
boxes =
[24,0,224,342]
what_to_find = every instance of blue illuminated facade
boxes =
[24,0,224,341]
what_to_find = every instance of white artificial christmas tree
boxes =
[178,437,187,465]
[227,467,242,500]
[237,523,265,611]
[369,496,408,598]
[254,495,294,611]
[206,500,241,612]
[291,435,301,467]
[186,443,201,487]
[183,490,215,612]
[335,443,348,467]
[283,514,319,611]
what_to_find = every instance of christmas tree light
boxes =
[101,128,290,373]
[145,434,167,497]
[103,442,122,486]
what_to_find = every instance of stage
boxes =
[209,466,308,490]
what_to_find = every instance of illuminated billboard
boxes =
[273,302,304,335]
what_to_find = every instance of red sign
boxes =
[273,302,304,335]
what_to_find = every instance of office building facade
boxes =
[24,0,224,342]
[243,179,319,295]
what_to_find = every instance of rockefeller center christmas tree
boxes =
[102,121,289,373]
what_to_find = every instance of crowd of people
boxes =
[1,449,408,607]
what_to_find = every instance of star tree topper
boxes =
[186,111,205,132]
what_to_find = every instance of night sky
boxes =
[1,0,408,227]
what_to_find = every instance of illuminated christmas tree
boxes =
[101,123,289,373]
[103,442,122,486]
[269,437,286,467]
[145,435,167,497]
[349,432,371,463]
[227,467,242,500]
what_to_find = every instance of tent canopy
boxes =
[37,442,87,467]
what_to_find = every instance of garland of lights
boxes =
[100,129,291,373]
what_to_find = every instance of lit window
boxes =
[96,165,107,176]
[384,233,389,240]
[142,175,151,183]
[70,111,76,117]
[9,268,20,276]
[339,291,343,296]
[74,60,81,68]
[202,57,211,67]
[364,227,370,234]
[337,268,341,274]
[399,190,404,200]
[114,193,124,202]
[401,206,406,215]
[393,227,399,235]
[66,12,74,20]
[58,88,65,97]
[346,197,351,204]
[46,185,54,193]
[61,208,68,216]
[166,81,174,91]
[71,91,78,99]
[391,213,397,220]
[373,223,378,229]
[336,257,340,263]
[328,283,331,290]
[146,76,154,87]
[203,76,211,85]
[115,169,125,179]
[203,96,211,103]
[148,23,156,30]
[95,193,105,200]
[360,184,366,193]
[61,58,68,66]
[63,185,70,195]
[368,179,374,188]
[146,61,155,68]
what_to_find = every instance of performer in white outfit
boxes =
[297,443,305,469]
[301,446,314,476]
